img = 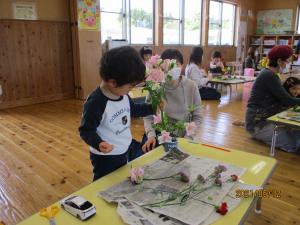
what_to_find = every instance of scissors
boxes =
[39,205,60,225]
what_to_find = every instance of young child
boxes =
[283,77,300,98]
[209,51,224,74]
[79,46,155,181]
[185,46,221,100]
[245,47,256,69]
[140,46,153,62]
[142,49,202,152]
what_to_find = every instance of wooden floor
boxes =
[0,84,300,225]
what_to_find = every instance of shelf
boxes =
[249,34,299,68]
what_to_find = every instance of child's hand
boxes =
[157,100,166,113]
[99,141,114,153]
[142,137,156,152]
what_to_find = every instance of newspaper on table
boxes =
[98,148,259,225]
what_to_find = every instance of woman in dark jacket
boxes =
[245,45,300,152]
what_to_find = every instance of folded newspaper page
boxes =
[99,148,258,225]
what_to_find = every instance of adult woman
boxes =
[245,45,300,152]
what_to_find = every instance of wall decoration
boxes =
[77,0,100,30]
[256,9,293,34]
[13,2,37,20]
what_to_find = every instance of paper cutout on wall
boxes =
[256,9,293,34]
[78,0,100,30]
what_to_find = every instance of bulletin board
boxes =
[77,0,100,30]
[256,9,293,34]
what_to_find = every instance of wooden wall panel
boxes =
[0,20,74,109]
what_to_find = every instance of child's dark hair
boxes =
[160,49,184,65]
[283,77,300,92]
[100,46,146,86]
[212,51,222,59]
[140,46,152,58]
[189,46,203,65]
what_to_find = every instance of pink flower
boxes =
[146,68,165,83]
[160,59,171,72]
[185,122,197,136]
[158,131,172,144]
[149,55,161,66]
[130,168,144,184]
[153,113,162,124]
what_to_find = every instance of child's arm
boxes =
[79,97,110,152]
[190,84,202,138]
[128,96,154,117]
[188,65,204,88]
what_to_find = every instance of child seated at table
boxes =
[209,51,224,74]
[283,77,300,98]
[185,46,221,100]
[140,46,153,63]
[142,49,202,152]
[79,46,156,181]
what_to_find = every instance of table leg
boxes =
[255,197,262,214]
[229,84,232,97]
[270,125,278,157]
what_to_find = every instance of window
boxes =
[163,0,202,45]
[208,1,236,45]
[100,0,154,44]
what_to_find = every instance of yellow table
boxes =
[128,87,148,102]
[18,139,277,225]
[267,110,300,156]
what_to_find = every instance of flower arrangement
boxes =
[129,165,238,216]
[143,55,198,145]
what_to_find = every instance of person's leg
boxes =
[199,87,221,100]
[90,152,127,181]
[252,123,300,152]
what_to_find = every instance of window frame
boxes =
[296,5,300,34]
[163,0,202,46]
[100,0,155,45]
[208,0,236,46]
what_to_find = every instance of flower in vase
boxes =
[179,171,190,183]
[160,59,171,71]
[130,168,144,184]
[215,202,228,215]
[185,122,197,137]
[153,113,162,125]
[230,174,238,182]
[158,131,172,144]
[148,55,161,67]
[146,68,165,83]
